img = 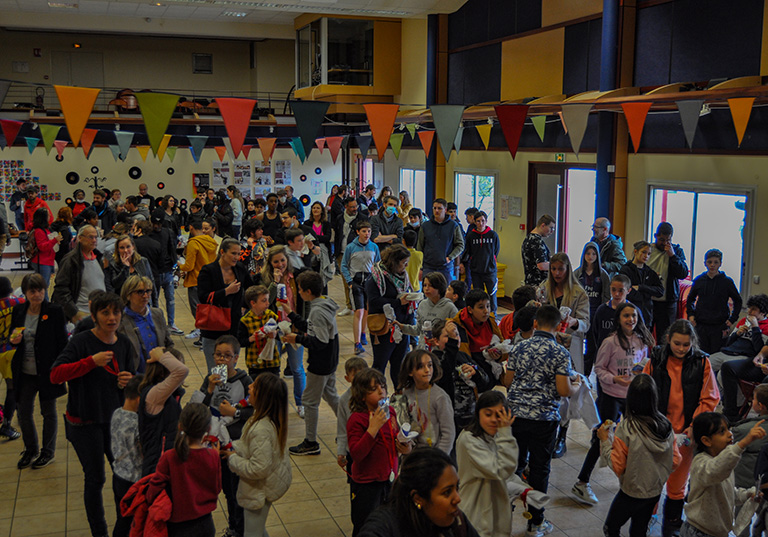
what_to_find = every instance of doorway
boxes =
[528,163,598,264]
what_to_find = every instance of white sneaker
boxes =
[186,328,200,339]
[297,406,305,419]
[571,481,599,505]
[526,519,554,537]
[337,308,353,317]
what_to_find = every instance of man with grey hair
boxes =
[283,185,305,221]
[52,225,105,322]
[589,217,627,276]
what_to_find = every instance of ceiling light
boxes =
[48,1,79,7]
[222,11,248,16]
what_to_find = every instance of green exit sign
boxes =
[555,153,565,162]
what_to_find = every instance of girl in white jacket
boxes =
[224,373,292,537]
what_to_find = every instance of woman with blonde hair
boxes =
[105,235,152,296]
[398,191,413,225]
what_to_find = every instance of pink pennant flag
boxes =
[316,138,326,154]
[325,136,344,164]
[80,128,98,158]
[54,140,68,158]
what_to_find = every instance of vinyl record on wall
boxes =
[314,167,321,175]
[157,182,165,190]
[299,194,311,206]
[300,174,307,182]
[65,171,80,185]
[65,197,73,206]
[167,167,175,175]
[55,155,64,162]
[128,166,142,180]
[179,199,187,209]
[90,166,99,174]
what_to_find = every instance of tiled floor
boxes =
[0,265,656,537]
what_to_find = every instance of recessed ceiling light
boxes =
[48,1,79,7]
[222,11,248,16]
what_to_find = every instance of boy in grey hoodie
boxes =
[398,272,458,348]
[281,271,341,456]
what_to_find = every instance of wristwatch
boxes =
[234,409,241,419]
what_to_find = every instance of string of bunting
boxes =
[0,84,761,161]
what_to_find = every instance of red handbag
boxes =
[195,292,231,331]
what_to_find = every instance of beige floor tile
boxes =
[0,498,15,519]
[14,493,66,517]
[283,518,344,537]
[273,482,318,504]
[297,461,343,481]
[0,467,20,484]
[545,505,603,532]
[333,515,353,537]
[16,477,66,499]
[9,511,65,537]
[273,498,331,525]
[308,477,349,499]
[321,495,350,518]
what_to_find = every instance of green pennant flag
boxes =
[430,105,465,160]
[135,92,180,156]
[166,146,177,162]
[289,137,306,163]
[39,124,61,154]
[531,116,546,143]
[453,127,464,155]
[405,123,417,140]
[108,145,121,162]
[188,135,208,163]
[390,133,405,159]
[114,131,133,161]
[25,137,40,154]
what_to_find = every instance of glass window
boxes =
[327,19,373,86]
[399,168,427,213]
[296,20,322,88]
[454,172,495,224]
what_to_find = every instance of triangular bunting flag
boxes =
[676,100,704,149]
[430,105,465,160]
[363,104,399,161]
[0,120,23,148]
[531,115,546,143]
[326,136,344,164]
[54,140,68,158]
[137,146,151,162]
[54,85,100,148]
[115,131,134,160]
[453,126,464,155]
[621,102,652,153]
[39,124,61,155]
[166,146,177,162]
[215,98,256,158]
[292,101,330,158]
[257,138,276,163]
[215,146,227,162]
[406,123,417,140]
[475,123,492,150]
[558,111,568,134]
[157,134,172,162]
[289,138,306,163]
[341,135,350,151]
[135,92,180,155]
[0,80,10,110]
[241,145,252,159]
[390,133,405,159]
[728,97,755,147]
[316,138,326,154]
[188,135,208,163]
[109,145,121,162]
[25,137,40,154]
[356,135,373,160]
[560,104,593,156]
[418,131,435,158]
[80,128,98,159]
[494,105,529,159]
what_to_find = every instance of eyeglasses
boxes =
[591,226,605,230]
[133,289,152,296]
[214,353,235,359]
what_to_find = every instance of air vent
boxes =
[192,53,213,75]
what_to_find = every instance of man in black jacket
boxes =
[647,221,689,340]
[590,217,628,277]
[92,189,117,234]
[148,210,182,335]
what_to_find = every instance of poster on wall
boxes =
[254,163,271,186]
[233,161,251,185]
[254,186,272,199]
[311,179,323,195]
[0,160,53,202]
[212,161,230,188]
[274,160,291,186]
[238,186,252,200]
[192,173,210,191]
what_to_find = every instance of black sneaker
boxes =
[283,366,293,378]
[0,424,21,440]
[193,339,203,348]
[289,439,320,456]
[31,452,55,469]
[17,450,38,469]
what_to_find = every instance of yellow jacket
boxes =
[179,234,219,287]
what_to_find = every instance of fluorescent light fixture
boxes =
[48,1,79,7]
[222,10,248,16]
[161,0,409,15]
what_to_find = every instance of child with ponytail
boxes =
[147,403,222,537]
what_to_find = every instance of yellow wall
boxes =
[500,29,565,101]
[252,39,297,97]
[398,18,428,109]
[541,0,603,27]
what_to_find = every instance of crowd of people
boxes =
[0,179,765,537]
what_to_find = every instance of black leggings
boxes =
[167,513,215,537]
[578,389,625,483]
[603,490,660,537]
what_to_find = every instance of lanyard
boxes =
[103,355,120,376]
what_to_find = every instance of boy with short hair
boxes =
[238,285,280,378]
[336,357,369,469]
[285,228,320,274]
[282,271,341,456]
[446,280,467,311]
[504,305,579,536]
[405,208,424,234]
[341,221,381,355]
[733,384,768,489]
[686,248,743,354]
[111,374,144,537]
[463,210,501,314]
[512,305,538,342]
[592,274,633,348]
[499,284,538,341]
[451,289,506,383]
[403,229,423,292]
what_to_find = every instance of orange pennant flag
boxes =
[216,98,256,158]
[215,146,227,161]
[137,146,150,161]
[363,104,399,161]
[728,97,755,147]
[257,138,277,163]
[80,128,98,158]
[621,102,652,153]
[242,145,252,159]
[316,138,326,154]
[54,85,100,148]
[417,131,435,158]
[325,136,344,164]
[157,134,172,162]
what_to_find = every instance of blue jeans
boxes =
[422,264,455,286]
[202,337,217,371]
[14,211,23,232]
[30,262,53,300]
[278,340,305,407]
[155,271,175,327]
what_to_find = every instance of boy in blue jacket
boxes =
[341,221,381,354]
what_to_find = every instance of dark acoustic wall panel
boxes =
[447,43,502,105]
[448,0,541,50]
[563,19,602,95]
[635,0,763,86]
[488,0,518,41]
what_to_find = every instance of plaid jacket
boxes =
[239,309,280,370]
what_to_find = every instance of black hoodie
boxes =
[463,226,500,273]
[686,271,742,325]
